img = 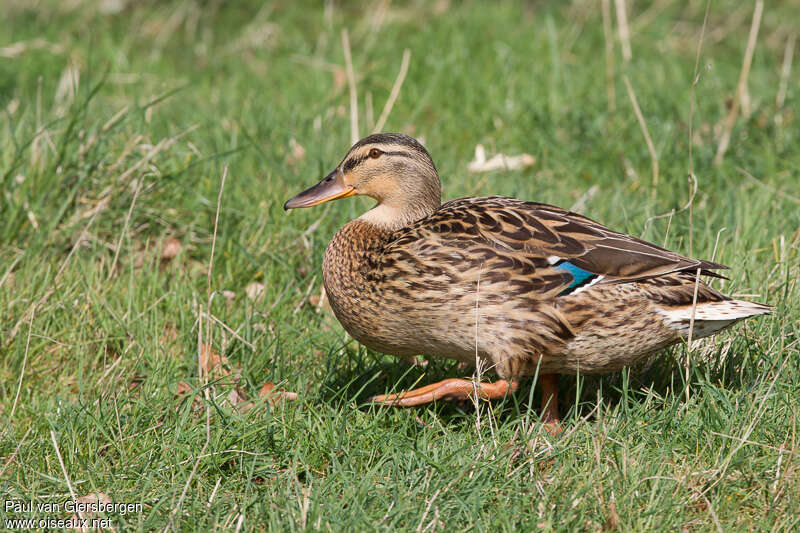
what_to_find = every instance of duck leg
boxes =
[539,373,561,433]
[370,378,518,407]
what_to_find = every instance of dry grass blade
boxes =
[736,167,800,205]
[0,38,63,57]
[341,30,359,144]
[107,175,144,280]
[50,430,84,525]
[0,427,31,479]
[207,166,228,295]
[167,165,227,531]
[688,1,710,178]
[6,311,33,430]
[373,48,411,133]
[0,254,22,290]
[293,274,317,315]
[776,33,796,110]
[201,311,256,352]
[685,268,702,404]
[614,0,632,61]
[713,0,763,166]
[601,0,615,115]
[118,125,198,183]
[8,207,101,342]
[623,76,659,192]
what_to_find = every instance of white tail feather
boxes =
[657,299,772,339]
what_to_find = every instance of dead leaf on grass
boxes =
[175,380,202,411]
[161,323,181,358]
[259,381,299,405]
[161,237,182,261]
[605,495,620,531]
[198,344,255,411]
[199,343,230,378]
[228,387,254,412]
[332,67,346,92]
[175,381,192,395]
[308,286,331,313]
[467,144,535,173]
[189,344,298,413]
[222,290,236,306]
[68,492,113,532]
[1,271,15,290]
[128,374,145,391]
[287,138,306,165]
[245,281,265,301]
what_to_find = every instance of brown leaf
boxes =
[175,381,192,396]
[1,271,15,290]
[161,237,182,261]
[68,492,113,532]
[332,67,346,92]
[259,381,299,405]
[174,381,202,412]
[228,387,254,413]
[467,144,535,173]
[161,323,181,358]
[222,290,236,306]
[400,355,428,367]
[308,286,331,313]
[287,138,306,165]
[245,281,265,301]
[605,495,620,531]
[128,374,145,391]
[199,343,230,378]
[162,324,178,343]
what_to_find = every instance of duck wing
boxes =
[384,196,727,297]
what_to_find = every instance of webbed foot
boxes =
[369,378,518,407]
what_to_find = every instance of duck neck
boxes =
[357,196,440,232]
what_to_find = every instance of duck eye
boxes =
[368,148,383,159]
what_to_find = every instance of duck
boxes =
[284,133,771,429]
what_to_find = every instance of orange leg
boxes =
[539,373,561,434]
[370,378,518,407]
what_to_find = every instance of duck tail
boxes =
[658,299,772,339]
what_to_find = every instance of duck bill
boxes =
[283,170,355,210]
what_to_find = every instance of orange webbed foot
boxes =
[370,378,517,407]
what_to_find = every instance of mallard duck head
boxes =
[284,133,442,229]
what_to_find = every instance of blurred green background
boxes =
[1,1,798,530]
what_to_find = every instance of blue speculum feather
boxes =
[555,261,597,295]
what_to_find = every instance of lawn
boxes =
[1,0,798,530]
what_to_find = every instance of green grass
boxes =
[1,0,799,530]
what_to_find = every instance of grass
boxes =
[1,0,798,530]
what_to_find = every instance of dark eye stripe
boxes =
[340,150,412,172]
[341,155,365,172]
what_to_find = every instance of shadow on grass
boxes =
[314,333,769,427]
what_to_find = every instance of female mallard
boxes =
[284,133,771,428]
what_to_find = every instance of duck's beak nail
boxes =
[284,170,355,210]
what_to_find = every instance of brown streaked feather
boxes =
[393,196,728,286]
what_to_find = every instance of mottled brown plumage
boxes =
[285,133,771,427]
